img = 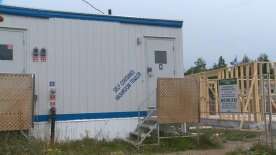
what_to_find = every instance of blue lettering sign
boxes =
[113,70,141,101]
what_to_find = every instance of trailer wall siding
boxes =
[0,14,183,119]
[0,14,183,140]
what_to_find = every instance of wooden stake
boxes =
[253,63,261,122]
[240,65,245,113]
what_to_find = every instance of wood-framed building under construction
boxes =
[188,61,276,125]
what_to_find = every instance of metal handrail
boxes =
[137,90,156,119]
[135,89,157,144]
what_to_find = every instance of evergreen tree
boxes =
[213,56,227,69]
[257,53,269,62]
[230,56,238,66]
[184,58,207,75]
[213,63,218,69]
[194,58,207,71]
[241,55,251,64]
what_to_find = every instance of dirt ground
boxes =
[160,141,254,155]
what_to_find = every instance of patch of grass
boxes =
[223,130,259,141]
[226,144,276,155]
[191,128,260,142]
[2,129,254,155]
[0,132,47,155]
[0,133,220,155]
[53,138,136,155]
[0,133,136,155]
[196,134,223,149]
[142,137,195,153]
[52,136,215,155]
[142,134,222,154]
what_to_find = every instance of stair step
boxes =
[125,108,158,147]
[128,134,139,142]
[140,123,157,130]
[143,118,157,125]
[147,106,156,110]
[149,116,158,120]
[130,131,139,137]
[130,131,147,139]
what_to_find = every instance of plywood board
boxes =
[157,77,200,124]
[0,74,33,131]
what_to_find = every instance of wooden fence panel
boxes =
[157,77,200,124]
[0,74,33,131]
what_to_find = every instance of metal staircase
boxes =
[126,107,158,147]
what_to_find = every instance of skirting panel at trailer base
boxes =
[31,118,138,141]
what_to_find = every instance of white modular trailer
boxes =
[0,5,183,140]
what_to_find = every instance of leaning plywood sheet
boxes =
[157,77,200,124]
[0,74,33,131]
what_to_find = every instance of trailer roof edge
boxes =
[0,5,183,28]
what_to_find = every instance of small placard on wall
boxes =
[49,81,55,87]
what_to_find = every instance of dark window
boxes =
[33,48,39,56]
[155,50,167,64]
[0,44,13,60]
[40,48,47,57]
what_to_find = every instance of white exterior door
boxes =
[0,29,25,73]
[145,37,176,107]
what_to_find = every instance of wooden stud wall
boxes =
[190,61,276,123]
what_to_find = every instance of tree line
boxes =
[184,53,270,75]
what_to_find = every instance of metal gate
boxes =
[0,74,34,131]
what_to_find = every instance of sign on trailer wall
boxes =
[219,79,239,113]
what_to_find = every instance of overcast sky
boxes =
[1,0,275,69]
